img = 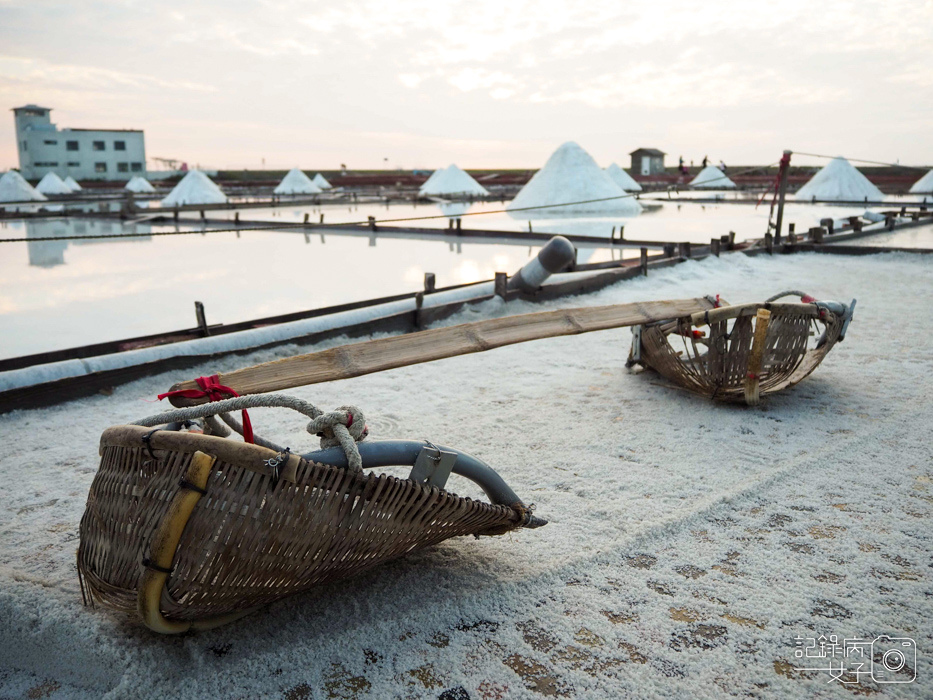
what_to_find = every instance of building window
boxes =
[131,162,143,172]
[67,141,79,151]
[117,162,129,173]
[93,141,105,151]
[22,109,46,117]
[95,162,107,173]
[44,140,58,145]
[34,161,60,167]
[67,162,80,167]
[22,141,27,151]
[114,141,126,151]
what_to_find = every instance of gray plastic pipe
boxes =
[508,235,576,293]
[303,439,547,528]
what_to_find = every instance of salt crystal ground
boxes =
[1,252,931,699]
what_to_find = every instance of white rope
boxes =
[133,393,368,471]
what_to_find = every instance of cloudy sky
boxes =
[1,0,931,171]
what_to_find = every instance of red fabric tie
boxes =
[158,374,254,443]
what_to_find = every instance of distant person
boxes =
[702,155,708,168]
[719,160,727,173]
[678,156,685,174]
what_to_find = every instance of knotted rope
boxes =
[134,393,368,471]
[157,375,254,443]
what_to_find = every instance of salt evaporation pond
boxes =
[2,197,929,359]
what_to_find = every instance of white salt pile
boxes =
[1,252,930,698]
[274,168,322,196]
[794,157,883,202]
[508,142,641,217]
[605,162,643,192]
[124,176,156,194]
[419,164,489,197]
[0,170,47,202]
[161,170,227,207]
[312,173,332,189]
[419,168,443,192]
[908,168,933,195]
[63,176,82,192]
[35,172,72,196]
[690,165,736,189]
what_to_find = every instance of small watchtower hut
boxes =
[629,148,666,176]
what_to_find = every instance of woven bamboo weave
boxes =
[632,301,845,403]
[78,426,525,626]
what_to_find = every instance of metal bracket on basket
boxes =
[814,298,857,346]
[263,448,291,484]
[408,442,457,490]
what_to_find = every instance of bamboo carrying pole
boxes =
[166,298,716,406]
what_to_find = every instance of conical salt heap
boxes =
[64,176,82,192]
[605,163,642,192]
[161,170,227,207]
[507,142,641,217]
[312,173,332,189]
[419,168,444,192]
[909,169,933,195]
[125,176,156,194]
[690,166,736,189]
[0,171,47,202]
[36,172,73,195]
[794,157,883,202]
[274,168,322,195]
[419,164,489,197]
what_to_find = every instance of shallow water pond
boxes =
[0,197,909,359]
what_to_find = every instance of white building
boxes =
[13,104,146,182]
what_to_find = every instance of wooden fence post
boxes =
[194,301,209,336]
[494,272,508,299]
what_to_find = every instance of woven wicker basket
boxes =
[78,425,532,633]
[628,296,855,405]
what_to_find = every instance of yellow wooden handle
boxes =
[137,451,215,634]
[744,309,772,406]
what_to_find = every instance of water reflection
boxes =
[436,201,473,219]
[24,218,152,267]
[506,207,641,240]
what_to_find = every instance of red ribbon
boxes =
[158,375,254,443]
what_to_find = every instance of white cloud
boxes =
[398,73,427,89]
[446,68,520,93]
[0,56,218,93]
[0,0,931,168]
